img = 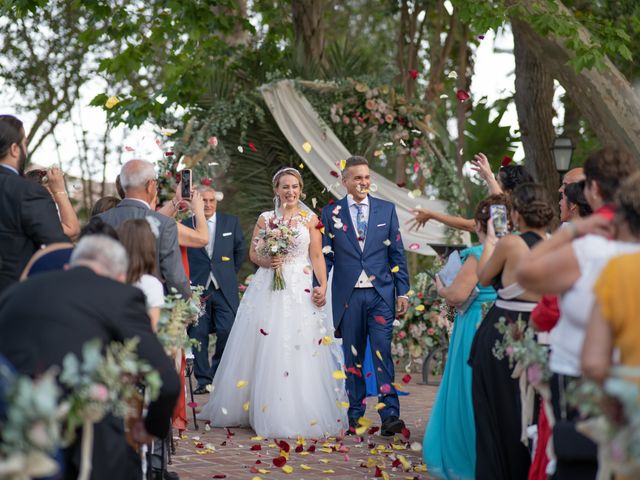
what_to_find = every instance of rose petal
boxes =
[402,374,412,384]
[273,456,287,467]
[302,142,312,153]
[456,89,470,102]
[248,142,257,152]
[259,328,268,336]
[374,315,386,325]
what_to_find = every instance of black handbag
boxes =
[552,420,598,461]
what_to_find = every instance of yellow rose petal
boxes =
[299,163,305,169]
[282,465,293,474]
[221,256,231,261]
[105,96,120,109]
[332,370,346,380]
[302,142,312,153]
[251,436,264,441]
[243,401,250,411]
[415,304,425,312]
[236,380,248,389]
[322,470,335,474]
[340,401,349,409]
[391,265,400,273]
[321,336,333,345]
[299,210,308,217]
[319,459,330,464]
[375,402,386,411]
[339,159,346,170]
[300,464,312,470]
[376,350,383,361]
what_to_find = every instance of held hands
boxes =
[406,208,434,231]
[312,286,326,307]
[396,296,409,317]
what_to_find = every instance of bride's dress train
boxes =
[197,211,348,438]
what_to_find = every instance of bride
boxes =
[197,167,348,438]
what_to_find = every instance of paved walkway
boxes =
[169,380,438,479]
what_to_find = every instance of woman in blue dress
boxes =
[422,195,504,479]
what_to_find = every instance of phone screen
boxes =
[490,204,509,237]
[181,169,192,199]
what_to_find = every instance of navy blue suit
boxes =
[182,213,246,387]
[321,195,409,421]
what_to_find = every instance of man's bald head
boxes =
[559,167,585,193]
[120,160,156,192]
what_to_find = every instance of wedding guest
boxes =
[26,166,81,240]
[469,182,554,480]
[182,185,246,394]
[0,235,180,480]
[0,115,68,294]
[407,157,534,233]
[583,249,640,383]
[560,180,592,222]
[91,195,120,216]
[423,194,505,479]
[517,171,640,479]
[79,217,119,240]
[97,159,190,298]
[117,219,164,329]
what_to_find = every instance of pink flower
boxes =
[505,346,514,357]
[238,284,247,292]
[365,99,376,110]
[427,327,435,336]
[385,114,394,124]
[398,331,406,339]
[89,383,109,402]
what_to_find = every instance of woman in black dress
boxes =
[469,183,555,479]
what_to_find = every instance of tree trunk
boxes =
[512,18,558,200]
[514,0,640,162]
[292,0,326,67]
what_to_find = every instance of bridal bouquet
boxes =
[255,217,299,290]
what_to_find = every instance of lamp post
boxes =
[552,136,574,174]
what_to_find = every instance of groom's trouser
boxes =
[188,285,235,388]
[341,287,400,421]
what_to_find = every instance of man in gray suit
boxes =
[97,159,190,298]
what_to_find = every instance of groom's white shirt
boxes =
[347,195,373,288]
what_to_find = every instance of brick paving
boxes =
[168,380,438,480]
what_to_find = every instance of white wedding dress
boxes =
[197,211,348,438]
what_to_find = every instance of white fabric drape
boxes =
[260,80,469,256]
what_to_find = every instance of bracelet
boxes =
[53,191,67,196]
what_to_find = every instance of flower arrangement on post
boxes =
[254,216,300,291]
[0,366,64,480]
[392,271,454,373]
[567,366,640,479]
[58,338,162,480]
[157,286,204,357]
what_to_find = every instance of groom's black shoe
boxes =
[380,416,405,437]
[193,384,210,395]
[344,418,358,436]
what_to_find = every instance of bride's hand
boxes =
[270,256,284,269]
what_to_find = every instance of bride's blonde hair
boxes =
[272,167,306,200]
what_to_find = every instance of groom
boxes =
[320,156,409,436]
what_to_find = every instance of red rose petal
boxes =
[374,315,386,325]
[392,458,402,468]
[212,475,227,479]
[304,288,311,293]
[365,371,373,378]
[315,220,325,230]
[307,445,316,453]
[277,440,291,452]
[260,328,269,336]
[200,178,212,186]
[375,466,383,477]
[346,366,362,377]
[380,383,391,394]
[195,442,204,448]
[456,89,470,102]
[329,170,339,177]
[165,151,174,156]
[478,34,485,40]
[401,427,411,439]
[248,142,257,152]
[501,155,513,167]
[408,69,418,80]
[396,233,401,241]
[402,374,412,384]
[368,426,380,435]
[187,402,198,409]
[250,466,259,474]
[272,456,287,467]
[396,181,406,188]
[295,444,304,453]
[328,199,335,205]
[250,444,262,451]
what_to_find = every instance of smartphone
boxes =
[490,204,509,237]
[180,169,192,199]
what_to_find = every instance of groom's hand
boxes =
[396,296,409,317]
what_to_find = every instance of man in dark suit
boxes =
[0,235,180,480]
[183,186,246,393]
[321,156,410,437]
[0,115,68,294]
[97,159,190,298]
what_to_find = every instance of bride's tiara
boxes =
[272,167,301,186]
